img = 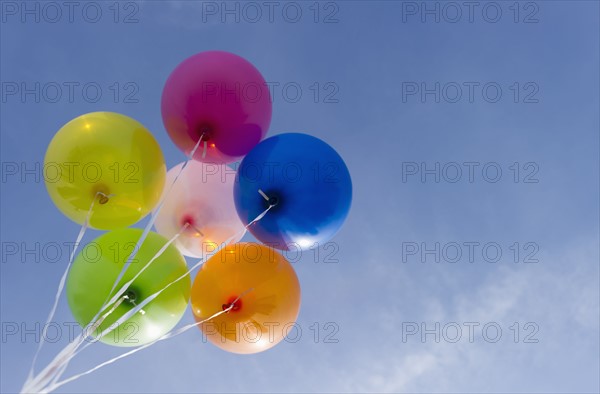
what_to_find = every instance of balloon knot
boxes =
[182,215,195,227]
[222,296,242,313]
[124,290,137,304]
[93,186,111,204]
[268,196,279,207]
[197,124,212,141]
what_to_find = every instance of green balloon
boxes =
[66,228,190,347]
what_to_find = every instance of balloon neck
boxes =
[197,124,213,141]
[182,216,204,236]
[93,185,110,204]
[182,215,195,227]
[259,189,280,208]
[124,289,138,304]
[222,296,242,313]
[124,288,146,315]
[268,196,279,207]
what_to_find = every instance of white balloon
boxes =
[154,161,245,258]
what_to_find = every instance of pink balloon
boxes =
[153,161,245,259]
[161,51,272,164]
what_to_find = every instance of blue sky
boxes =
[1,1,599,393]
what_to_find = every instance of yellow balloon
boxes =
[44,112,166,230]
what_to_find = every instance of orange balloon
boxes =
[190,243,301,354]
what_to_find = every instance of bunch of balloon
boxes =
[43,112,195,342]
[43,110,192,338]
[160,51,301,355]
[28,49,351,393]
[184,134,353,354]
[161,52,352,354]
[27,111,194,393]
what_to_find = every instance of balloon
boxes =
[153,161,245,258]
[161,51,272,164]
[44,112,166,230]
[234,133,352,251]
[191,243,301,354]
[66,228,190,347]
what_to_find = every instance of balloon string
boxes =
[21,294,129,394]
[24,136,204,393]
[258,189,269,201]
[60,135,205,376]
[44,288,255,394]
[29,224,198,391]
[51,200,272,375]
[98,134,204,317]
[100,223,189,316]
[44,295,128,390]
[247,189,276,227]
[23,192,103,390]
[190,223,204,237]
[99,133,203,308]
[34,223,191,390]
[22,221,194,392]
[89,294,128,337]
[28,194,271,393]
[247,205,273,227]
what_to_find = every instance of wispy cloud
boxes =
[342,236,599,393]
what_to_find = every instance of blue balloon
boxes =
[234,133,352,251]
